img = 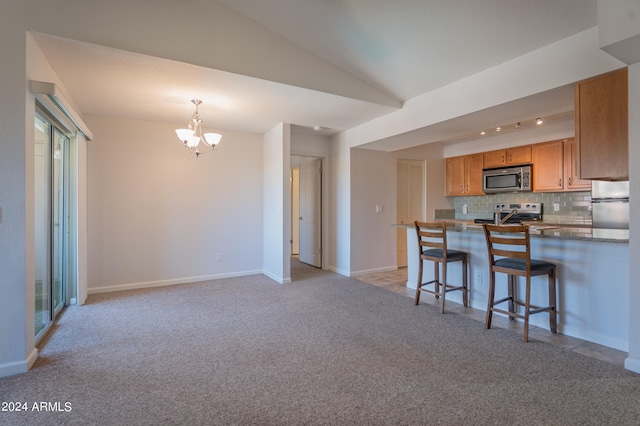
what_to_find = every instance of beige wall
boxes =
[86,115,264,291]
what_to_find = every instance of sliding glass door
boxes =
[35,112,70,339]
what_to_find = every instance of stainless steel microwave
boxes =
[482,165,532,193]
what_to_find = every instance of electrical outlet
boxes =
[462,204,468,214]
[475,272,482,285]
[216,253,222,262]
[553,203,560,211]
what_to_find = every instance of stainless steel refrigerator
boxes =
[591,180,629,229]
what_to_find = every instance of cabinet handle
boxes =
[460,185,464,192]
[559,178,562,186]
[568,177,572,185]
[502,154,505,163]
[509,154,512,162]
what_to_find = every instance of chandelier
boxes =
[175,99,221,157]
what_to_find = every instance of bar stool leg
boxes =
[462,256,468,307]
[433,261,440,300]
[485,272,495,329]
[414,257,423,305]
[523,276,532,342]
[548,267,558,333]
[440,261,447,313]
[508,275,516,320]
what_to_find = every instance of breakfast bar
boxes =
[401,222,629,351]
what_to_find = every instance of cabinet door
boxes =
[483,150,506,169]
[445,156,465,196]
[576,68,628,180]
[507,145,532,165]
[465,153,484,195]
[532,140,563,192]
[564,138,591,190]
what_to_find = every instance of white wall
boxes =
[0,27,28,378]
[329,134,351,276]
[598,0,640,373]
[0,28,87,377]
[339,27,624,151]
[262,123,291,283]
[349,148,397,275]
[393,142,451,220]
[86,115,264,292]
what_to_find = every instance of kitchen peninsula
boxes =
[400,222,629,352]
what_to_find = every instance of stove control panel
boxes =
[493,203,542,214]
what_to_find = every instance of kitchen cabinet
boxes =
[564,138,591,190]
[445,153,484,196]
[575,67,628,180]
[532,140,563,191]
[532,138,591,192]
[483,145,532,169]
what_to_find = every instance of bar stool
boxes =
[414,221,469,313]
[482,224,557,342]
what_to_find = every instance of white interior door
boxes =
[396,159,425,267]
[299,158,322,267]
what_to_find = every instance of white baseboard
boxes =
[327,266,350,277]
[624,356,640,374]
[87,270,264,294]
[263,270,291,284]
[0,348,38,378]
[350,266,398,277]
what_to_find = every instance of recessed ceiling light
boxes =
[536,118,543,125]
[496,127,501,132]
[313,125,323,132]
[480,130,486,135]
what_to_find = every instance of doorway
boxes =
[291,156,322,268]
[396,159,426,267]
[34,111,72,341]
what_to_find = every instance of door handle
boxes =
[298,216,303,221]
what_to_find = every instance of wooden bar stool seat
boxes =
[414,221,469,313]
[482,224,557,342]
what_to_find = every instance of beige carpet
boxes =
[1,260,639,425]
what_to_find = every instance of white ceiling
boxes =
[31,0,597,144]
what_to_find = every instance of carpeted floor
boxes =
[1,260,639,425]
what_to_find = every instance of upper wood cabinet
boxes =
[532,138,591,192]
[483,145,532,169]
[532,140,563,192]
[564,138,591,190]
[575,68,628,180]
[445,154,484,196]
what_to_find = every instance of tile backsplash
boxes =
[444,191,592,224]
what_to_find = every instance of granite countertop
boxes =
[394,221,629,243]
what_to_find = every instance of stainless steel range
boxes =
[473,202,543,224]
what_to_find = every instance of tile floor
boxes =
[355,267,628,368]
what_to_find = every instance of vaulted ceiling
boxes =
[31,0,597,143]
